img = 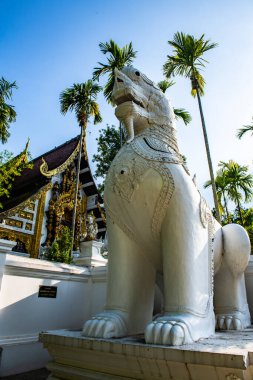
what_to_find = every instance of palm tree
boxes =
[163,32,220,222]
[157,79,192,126]
[237,118,253,139]
[60,80,102,251]
[219,160,253,226]
[204,168,231,223]
[0,77,18,144]
[93,39,137,144]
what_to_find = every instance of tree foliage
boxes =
[205,160,253,227]
[219,160,253,225]
[44,226,72,264]
[205,161,253,252]
[157,79,192,126]
[60,79,102,250]
[163,32,217,97]
[0,77,33,211]
[163,31,220,221]
[93,125,124,193]
[0,77,17,143]
[157,79,175,92]
[237,117,253,139]
[229,208,253,254]
[60,80,102,127]
[0,143,32,209]
[204,167,230,221]
[173,108,192,126]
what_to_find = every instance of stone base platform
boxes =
[40,329,253,380]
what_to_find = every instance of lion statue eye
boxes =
[135,71,140,76]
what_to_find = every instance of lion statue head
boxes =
[112,66,176,142]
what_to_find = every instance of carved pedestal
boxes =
[73,240,107,267]
[40,329,253,380]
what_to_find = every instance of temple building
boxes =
[0,136,106,258]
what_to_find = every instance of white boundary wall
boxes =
[0,253,107,377]
[1,250,253,377]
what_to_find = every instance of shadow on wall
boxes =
[0,279,89,337]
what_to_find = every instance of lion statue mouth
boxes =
[114,93,145,109]
[113,75,145,110]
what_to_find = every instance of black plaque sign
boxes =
[38,285,57,298]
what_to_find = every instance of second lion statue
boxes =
[83,66,251,346]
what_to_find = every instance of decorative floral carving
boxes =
[226,374,242,380]
[106,145,149,202]
[97,201,106,223]
[199,196,210,229]
[105,124,176,242]
[0,227,32,253]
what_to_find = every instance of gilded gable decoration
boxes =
[0,183,52,219]
[40,141,80,177]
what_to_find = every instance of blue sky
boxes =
[1,0,253,206]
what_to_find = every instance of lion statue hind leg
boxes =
[214,223,251,330]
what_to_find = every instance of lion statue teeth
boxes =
[82,66,251,346]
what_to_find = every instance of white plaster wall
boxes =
[0,253,107,377]
[90,268,107,316]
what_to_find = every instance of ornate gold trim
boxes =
[97,201,106,223]
[40,141,80,177]
[0,227,33,253]
[31,191,46,258]
[0,183,52,219]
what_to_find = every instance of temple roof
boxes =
[0,136,103,214]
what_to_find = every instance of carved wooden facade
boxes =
[45,166,87,250]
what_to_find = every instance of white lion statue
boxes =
[83,66,251,346]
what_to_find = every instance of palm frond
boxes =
[0,77,18,100]
[0,77,18,143]
[157,79,175,93]
[93,39,137,102]
[93,63,111,81]
[204,179,212,189]
[173,108,192,125]
[236,121,253,139]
